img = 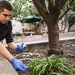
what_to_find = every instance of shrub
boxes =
[27,54,75,75]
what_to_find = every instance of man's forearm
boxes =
[0,42,13,61]
[7,42,27,53]
[7,42,16,50]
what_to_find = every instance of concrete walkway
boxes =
[0,55,19,75]
[12,32,75,45]
[59,32,75,41]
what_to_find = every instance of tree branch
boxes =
[58,0,74,20]
[55,0,61,11]
[59,8,71,20]
[48,0,55,13]
[57,0,68,10]
[69,0,75,5]
[39,0,46,9]
[32,0,48,17]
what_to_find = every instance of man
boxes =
[0,1,27,72]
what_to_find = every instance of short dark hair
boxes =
[0,1,13,12]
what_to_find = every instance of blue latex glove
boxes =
[16,43,27,52]
[11,57,27,72]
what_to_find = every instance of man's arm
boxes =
[7,42,27,53]
[7,42,18,53]
[7,42,16,50]
[0,42,13,61]
[0,41,27,71]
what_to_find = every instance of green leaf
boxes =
[28,54,75,75]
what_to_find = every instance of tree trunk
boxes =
[32,0,66,56]
[45,16,63,56]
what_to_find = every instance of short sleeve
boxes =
[6,21,14,43]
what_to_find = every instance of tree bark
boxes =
[32,0,67,56]
[44,14,63,55]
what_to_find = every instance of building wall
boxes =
[12,20,23,35]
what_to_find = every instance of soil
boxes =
[14,40,75,75]
[60,40,75,67]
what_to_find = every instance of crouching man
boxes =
[0,1,27,72]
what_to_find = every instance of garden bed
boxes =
[14,40,75,75]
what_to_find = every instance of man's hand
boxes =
[16,43,27,52]
[11,57,27,72]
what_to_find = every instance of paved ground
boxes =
[0,55,19,75]
[12,32,75,45]
[3,32,75,45]
[59,32,75,41]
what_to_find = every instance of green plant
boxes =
[27,54,75,75]
[66,12,75,26]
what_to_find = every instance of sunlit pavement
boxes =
[13,32,75,44]
[3,32,75,45]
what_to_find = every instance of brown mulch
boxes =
[14,40,75,75]
[60,40,75,67]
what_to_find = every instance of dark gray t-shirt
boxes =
[0,21,13,43]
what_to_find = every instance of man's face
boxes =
[0,9,12,24]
